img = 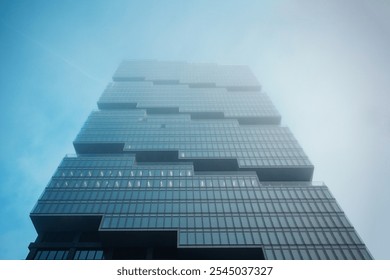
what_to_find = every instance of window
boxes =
[35,250,68,260]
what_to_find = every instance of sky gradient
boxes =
[0,0,389,259]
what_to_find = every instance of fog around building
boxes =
[0,0,389,259]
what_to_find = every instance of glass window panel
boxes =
[332,231,344,244]
[301,232,311,244]
[195,217,202,228]
[47,251,57,260]
[187,232,196,245]
[217,217,226,227]
[244,203,253,213]
[236,232,245,244]
[210,217,218,227]
[266,203,275,212]
[325,249,336,260]
[349,231,362,244]
[268,232,279,244]
[274,250,284,260]
[271,216,280,227]
[263,216,272,227]
[342,249,354,260]
[241,216,249,228]
[212,232,220,244]
[333,249,345,260]
[251,203,259,212]
[309,216,318,227]
[300,249,310,260]
[301,216,311,227]
[255,217,264,227]
[149,217,157,227]
[244,232,253,244]
[187,217,195,228]
[220,232,228,244]
[265,249,275,260]
[283,249,293,260]
[248,217,257,228]
[204,232,212,245]
[278,216,288,227]
[133,217,142,227]
[276,232,286,244]
[79,251,88,260]
[225,217,234,228]
[291,249,301,260]
[351,249,362,260]
[195,232,204,244]
[202,217,210,228]
[251,232,260,244]
[317,231,328,244]
[339,216,351,227]
[166,216,176,228]
[232,217,241,227]
[95,251,104,260]
[140,217,149,228]
[284,231,295,243]
[208,203,216,213]
[308,249,319,260]
[228,232,237,244]
[286,216,296,227]
[163,217,171,228]
[340,231,352,244]
[361,250,372,260]
[308,232,319,244]
[259,203,267,212]
[86,251,96,260]
[118,217,126,228]
[324,232,336,244]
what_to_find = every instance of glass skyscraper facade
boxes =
[27,60,372,260]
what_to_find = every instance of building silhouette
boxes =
[27,60,372,260]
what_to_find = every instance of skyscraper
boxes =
[27,60,372,260]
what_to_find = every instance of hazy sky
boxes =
[0,0,389,259]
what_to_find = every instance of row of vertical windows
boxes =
[78,130,292,138]
[61,158,135,168]
[55,169,193,178]
[86,118,231,126]
[77,127,293,137]
[238,158,310,167]
[48,179,330,198]
[74,250,104,260]
[82,116,289,136]
[79,120,287,130]
[264,246,371,260]
[34,250,68,260]
[80,129,296,141]
[79,124,287,130]
[34,200,342,215]
[48,178,267,189]
[34,250,104,260]
[76,134,296,143]
[42,187,331,201]
[100,214,351,230]
[127,147,306,158]
[122,142,304,152]
[100,92,272,108]
[177,230,362,246]
[101,214,350,229]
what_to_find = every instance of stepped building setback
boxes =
[27,60,372,260]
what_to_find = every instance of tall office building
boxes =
[27,60,372,260]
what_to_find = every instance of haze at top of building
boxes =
[0,0,389,259]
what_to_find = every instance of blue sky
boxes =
[0,0,389,259]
